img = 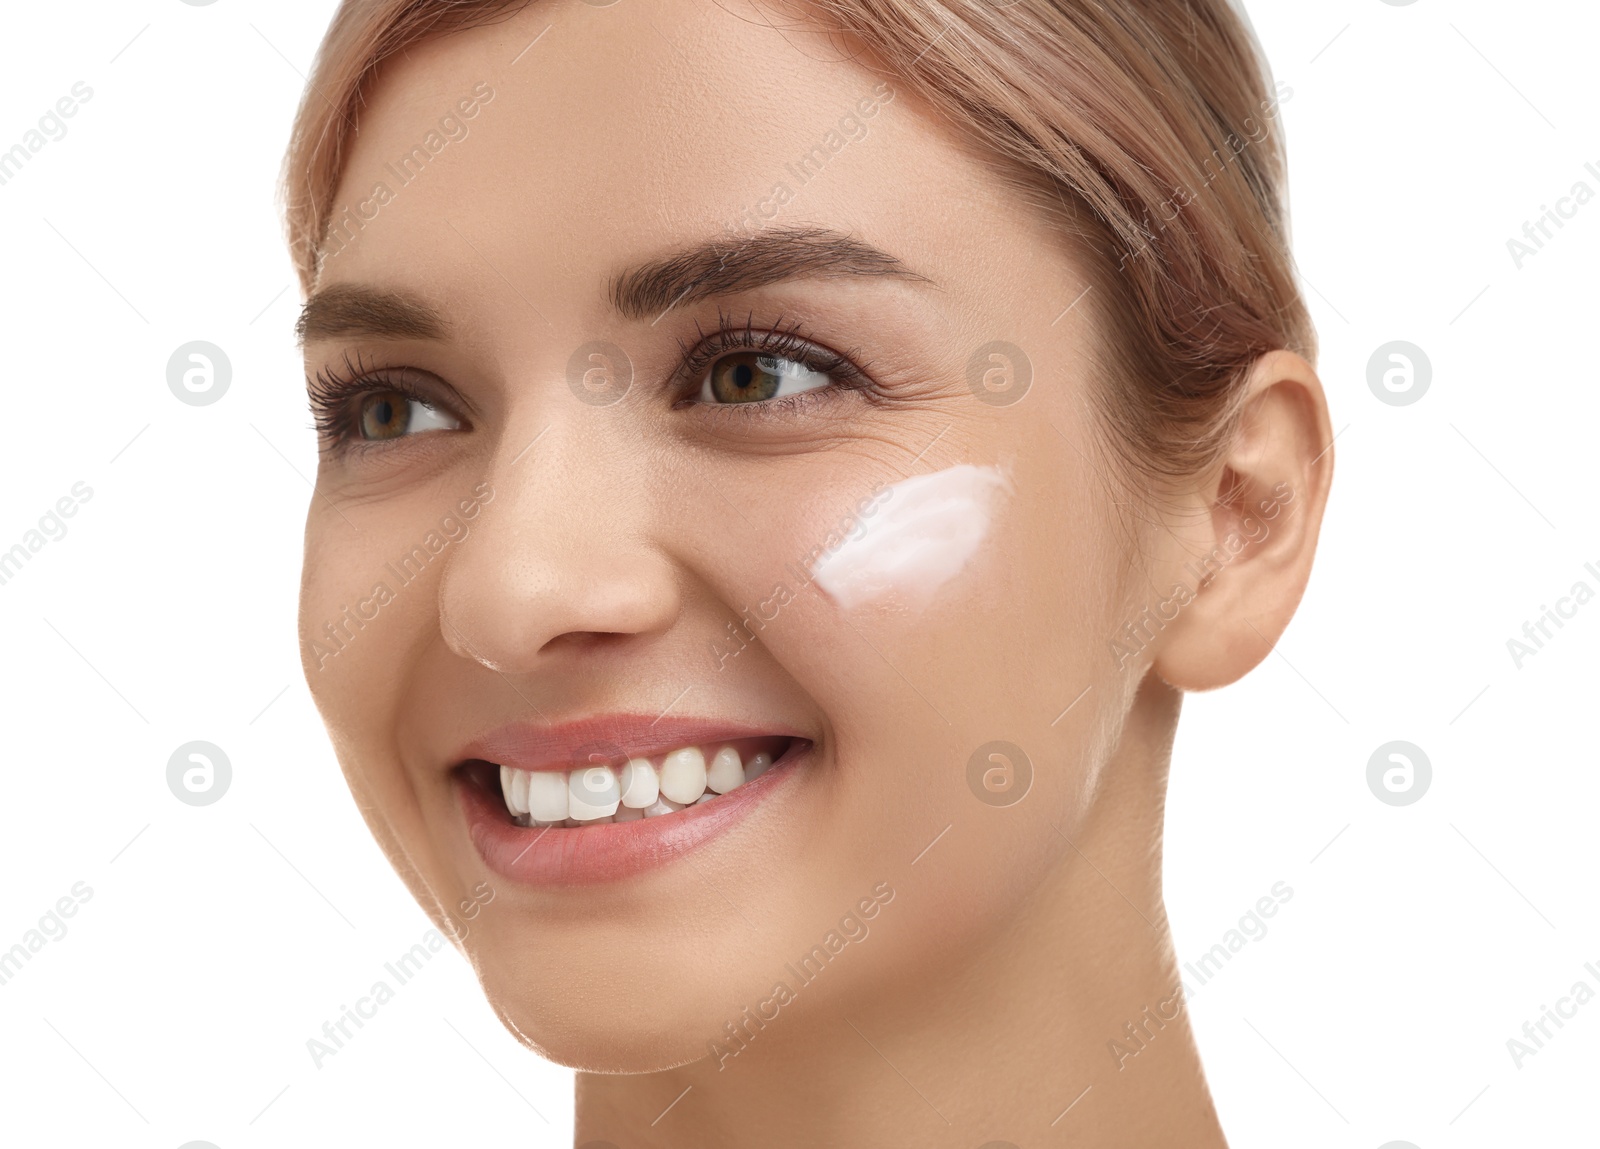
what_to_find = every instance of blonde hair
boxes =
[283,0,1313,484]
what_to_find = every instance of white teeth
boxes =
[511,769,531,815]
[659,746,708,804]
[568,765,621,820]
[618,758,659,808]
[501,766,530,816]
[499,740,784,824]
[706,746,744,793]
[525,771,569,823]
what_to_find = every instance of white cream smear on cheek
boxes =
[811,464,1010,612]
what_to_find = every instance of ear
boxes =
[1150,350,1334,692]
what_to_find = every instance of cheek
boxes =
[759,438,1128,849]
[777,451,1119,729]
[300,506,454,892]
[299,506,434,749]
[810,464,1009,612]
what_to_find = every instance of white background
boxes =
[0,0,1594,1145]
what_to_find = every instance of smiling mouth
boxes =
[460,735,799,828]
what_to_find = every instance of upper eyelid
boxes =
[311,359,476,417]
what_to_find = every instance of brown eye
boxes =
[700,353,831,405]
[356,390,459,441]
[359,391,408,439]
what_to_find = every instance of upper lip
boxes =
[452,714,806,774]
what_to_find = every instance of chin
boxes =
[475,965,730,1074]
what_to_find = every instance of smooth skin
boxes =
[297,1,1333,1145]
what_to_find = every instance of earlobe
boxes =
[1150,350,1334,692]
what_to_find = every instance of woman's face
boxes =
[300,0,1165,1071]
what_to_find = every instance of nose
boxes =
[438,421,680,675]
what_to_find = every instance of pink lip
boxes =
[451,715,810,887]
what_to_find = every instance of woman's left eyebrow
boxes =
[608,225,935,324]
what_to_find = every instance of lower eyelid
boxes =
[688,383,856,421]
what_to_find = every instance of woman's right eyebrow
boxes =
[297,283,448,346]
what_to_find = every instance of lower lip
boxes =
[456,742,806,887]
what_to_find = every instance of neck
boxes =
[576,678,1226,1147]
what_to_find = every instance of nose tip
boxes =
[440,555,678,674]
[436,463,680,676]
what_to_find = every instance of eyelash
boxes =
[306,312,874,454]
[306,351,444,453]
[671,309,873,417]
